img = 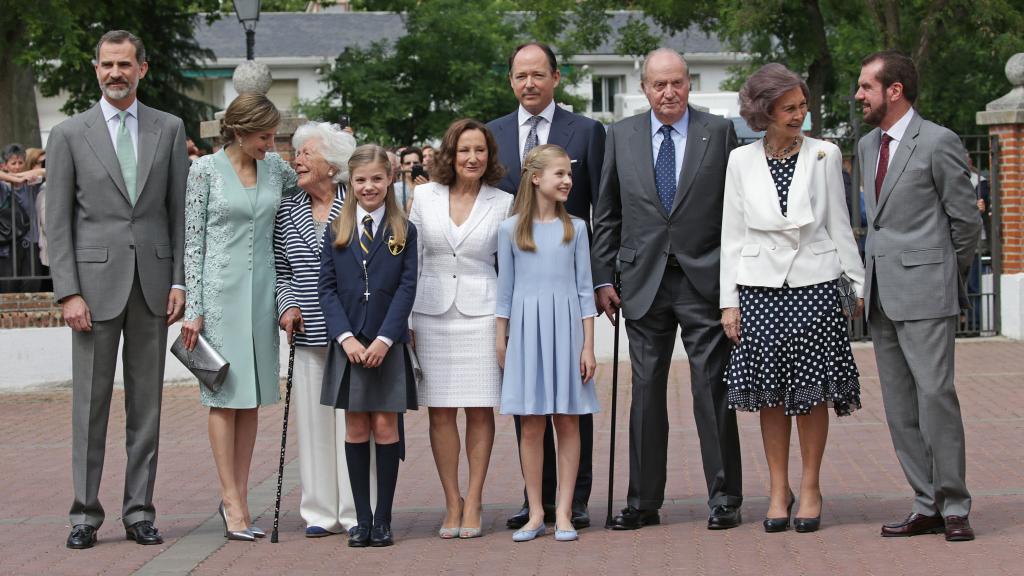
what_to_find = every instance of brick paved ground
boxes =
[1,339,1021,575]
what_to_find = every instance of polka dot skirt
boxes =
[724,152,861,417]
[725,282,862,416]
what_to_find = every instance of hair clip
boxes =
[388,235,405,256]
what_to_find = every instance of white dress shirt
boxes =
[518,100,557,161]
[99,97,138,162]
[336,203,393,348]
[650,108,689,181]
[101,97,186,293]
[877,107,915,173]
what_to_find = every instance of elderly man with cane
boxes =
[591,47,743,530]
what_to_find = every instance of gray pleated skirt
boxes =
[320,337,418,413]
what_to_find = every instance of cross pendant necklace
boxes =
[361,259,370,302]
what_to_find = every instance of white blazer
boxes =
[409,182,514,316]
[720,137,865,308]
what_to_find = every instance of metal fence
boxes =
[1,133,1002,339]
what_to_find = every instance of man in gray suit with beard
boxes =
[855,51,980,542]
[46,30,188,549]
[591,47,743,530]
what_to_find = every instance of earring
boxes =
[328,170,334,177]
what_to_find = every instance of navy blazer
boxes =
[318,218,418,345]
[487,105,606,223]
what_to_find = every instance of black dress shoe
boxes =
[571,502,591,529]
[348,523,371,547]
[506,504,555,529]
[66,524,97,549]
[506,506,530,529]
[609,506,660,530]
[125,520,164,545]
[369,523,394,547]
[707,505,742,530]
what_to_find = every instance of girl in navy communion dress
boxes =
[496,144,599,543]
[318,145,418,548]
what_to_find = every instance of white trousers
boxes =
[294,345,376,532]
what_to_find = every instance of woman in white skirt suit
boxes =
[408,119,513,538]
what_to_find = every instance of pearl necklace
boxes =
[764,136,802,160]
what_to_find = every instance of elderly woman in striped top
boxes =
[273,121,364,538]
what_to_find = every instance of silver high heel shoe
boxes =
[219,502,256,542]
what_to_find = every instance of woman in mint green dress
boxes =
[181,94,298,540]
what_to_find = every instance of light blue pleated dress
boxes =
[496,216,600,416]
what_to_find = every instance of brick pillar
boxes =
[978,53,1024,338]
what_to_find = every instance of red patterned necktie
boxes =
[875,133,893,201]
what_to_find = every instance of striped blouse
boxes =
[273,188,344,347]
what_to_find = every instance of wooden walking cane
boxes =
[270,342,297,543]
[604,259,622,529]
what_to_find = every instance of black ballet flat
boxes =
[794,496,822,533]
[763,490,795,533]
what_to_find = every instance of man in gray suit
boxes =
[856,50,980,542]
[46,30,188,549]
[591,48,743,530]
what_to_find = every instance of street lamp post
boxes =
[234,0,262,60]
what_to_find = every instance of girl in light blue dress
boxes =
[496,144,599,543]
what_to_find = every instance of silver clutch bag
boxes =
[171,332,229,393]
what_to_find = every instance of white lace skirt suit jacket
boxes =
[409,182,514,407]
[720,137,865,309]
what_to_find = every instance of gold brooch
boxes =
[387,235,405,256]
[817,150,826,160]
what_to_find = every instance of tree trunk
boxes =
[804,0,834,137]
[0,27,42,148]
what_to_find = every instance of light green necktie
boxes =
[116,110,138,204]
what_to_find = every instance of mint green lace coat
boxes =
[185,150,298,408]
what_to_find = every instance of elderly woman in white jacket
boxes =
[720,63,865,535]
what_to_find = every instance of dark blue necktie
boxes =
[655,124,676,214]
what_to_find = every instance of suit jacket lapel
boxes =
[547,107,576,153]
[498,115,522,192]
[365,219,389,264]
[863,129,881,218]
[82,104,130,201]
[629,113,662,219]
[747,140,794,230]
[134,103,161,202]
[784,143,815,227]
[291,192,320,254]
[672,109,708,215]
[876,114,921,215]
[454,186,496,249]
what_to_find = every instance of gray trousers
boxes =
[868,292,971,517]
[69,273,167,528]
[623,265,742,510]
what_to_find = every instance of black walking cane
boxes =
[604,259,622,529]
[270,342,297,543]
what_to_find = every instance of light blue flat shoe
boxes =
[512,523,547,542]
[554,528,578,541]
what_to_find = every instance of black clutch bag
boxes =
[836,273,858,317]
[171,332,230,393]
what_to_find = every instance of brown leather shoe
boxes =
[880,513,944,537]
[944,515,975,541]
